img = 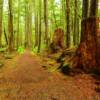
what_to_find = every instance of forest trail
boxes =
[0,50,99,100]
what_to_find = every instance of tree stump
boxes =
[73,17,100,73]
[50,28,65,53]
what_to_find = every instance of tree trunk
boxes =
[34,13,39,48]
[66,0,70,47]
[8,0,14,52]
[82,0,89,19]
[0,0,3,47]
[73,0,100,72]
[77,18,80,44]
[4,27,8,45]
[73,0,78,46]
[17,0,20,49]
[25,0,32,49]
[28,1,32,49]
[73,17,99,73]
[25,1,28,48]
[38,0,42,52]
[73,0,100,73]
[44,0,49,47]
[90,0,98,17]
[81,0,89,41]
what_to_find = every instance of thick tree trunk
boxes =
[73,17,100,73]
[25,0,32,49]
[82,0,89,19]
[50,28,65,53]
[81,0,89,41]
[90,0,98,17]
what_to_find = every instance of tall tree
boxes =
[28,0,32,48]
[73,0,78,46]
[25,0,32,49]
[90,0,98,17]
[82,0,89,19]
[8,0,14,52]
[73,0,99,73]
[0,0,3,47]
[61,0,66,31]
[25,0,28,48]
[66,0,70,47]
[34,1,39,48]
[38,0,42,52]
[81,0,89,40]
[17,0,20,49]
[44,0,49,47]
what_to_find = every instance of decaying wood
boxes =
[50,28,65,53]
[73,17,100,73]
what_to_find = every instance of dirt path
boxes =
[0,51,99,100]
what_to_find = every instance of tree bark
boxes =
[4,27,8,45]
[17,0,20,49]
[38,0,42,52]
[82,0,89,19]
[73,0,78,46]
[0,0,3,47]
[25,0,32,49]
[44,0,49,47]
[73,17,99,73]
[90,0,98,17]
[66,0,70,47]
[34,13,39,48]
[73,0,100,73]
[8,0,14,52]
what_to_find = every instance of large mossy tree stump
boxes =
[73,17,100,73]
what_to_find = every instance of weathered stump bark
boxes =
[50,28,65,53]
[73,17,100,73]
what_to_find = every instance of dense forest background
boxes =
[0,0,100,53]
[0,0,99,72]
[0,0,82,52]
[0,0,100,99]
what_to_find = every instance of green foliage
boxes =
[2,0,83,51]
[17,46,25,54]
[0,48,6,52]
[32,47,38,53]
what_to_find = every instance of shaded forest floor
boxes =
[0,50,100,100]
